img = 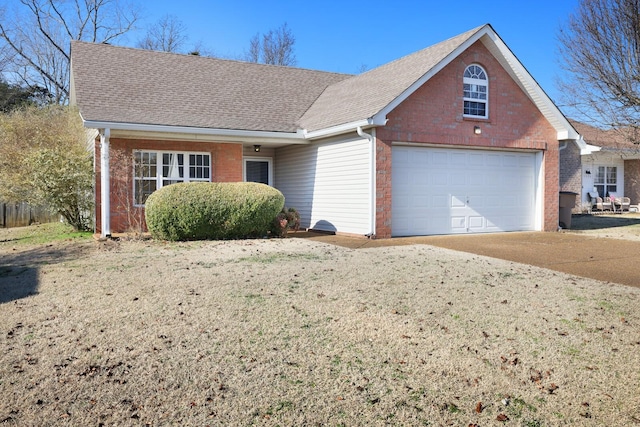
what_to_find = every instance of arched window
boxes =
[463,64,488,118]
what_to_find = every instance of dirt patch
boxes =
[1,232,639,426]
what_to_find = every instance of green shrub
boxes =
[145,182,285,241]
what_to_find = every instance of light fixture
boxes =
[473,126,482,135]
[585,170,591,174]
[253,145,261,152]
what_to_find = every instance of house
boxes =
[70,24,582,239]
[560,120,640,211]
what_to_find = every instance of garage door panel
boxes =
[467,195,490,209]
[432,152,449,166]
[451,173,466,186]
[392,146,537,236]
[413,195,429,208]
[486,153,502,167]
[486,176,501,187]
[451,216,467,231]
[468,152,486,167]
[451,195,466,208]
[451,152,467,165]
[433,174,447,185]
[432,194,448,208]
[468,216,484,229]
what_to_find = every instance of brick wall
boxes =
[375,40,559,237]
[625,159,640,206]
[95,138,243,234]
[559,142,583,212]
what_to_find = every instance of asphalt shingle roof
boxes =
[569,120,636,149]
[71,26,484,134]
[71,42,351,132]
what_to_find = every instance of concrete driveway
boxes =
[293,231,640,288]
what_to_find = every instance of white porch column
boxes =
[100,128,111,237]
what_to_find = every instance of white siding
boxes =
[275,137,371,234]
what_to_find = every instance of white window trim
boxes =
[243,156,273,186]
[133,149,212,207]
[463,64,489,119]
[593,165,618,197]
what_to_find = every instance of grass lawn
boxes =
[1,224,639,426]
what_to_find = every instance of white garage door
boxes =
[392,146,538,236]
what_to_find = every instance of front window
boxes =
[594,166,617,198]
[134,150,211,205]
[463,64,488,118]
[244,158,272,185]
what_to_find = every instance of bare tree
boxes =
[0,0,139,104]
[558,0,640,143]
[245,23,296,66]
[137,14,187,53]
[247,33,261,63]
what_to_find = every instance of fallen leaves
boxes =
[496,413,509,421]
[529,368,559,393]
[500,355,518,366]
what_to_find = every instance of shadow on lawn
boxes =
[570,213,640,230]
[0,244,89,304]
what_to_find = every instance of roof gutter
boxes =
[81,119,306,142]
[303,117,387,140]
[574,135,602,155]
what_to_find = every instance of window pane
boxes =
[463,65,488,117]
[246,160,269,184]
[135,180,156,205]
[464,101,486,117]
[188,154,211,181]
[163,153,184,179]
[595,185,604,198]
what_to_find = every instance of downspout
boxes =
[357,126,376,238]
[100,128,111,238]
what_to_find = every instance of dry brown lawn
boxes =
[1,223,639,426]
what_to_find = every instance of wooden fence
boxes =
[1,202,60,228]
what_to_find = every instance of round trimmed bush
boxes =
[145,182,285,241]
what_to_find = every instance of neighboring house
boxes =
[70,24,582,239]
[560,120,640,212]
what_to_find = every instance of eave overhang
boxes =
[82,118,308,145]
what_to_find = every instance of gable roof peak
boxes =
[299,24,495,134]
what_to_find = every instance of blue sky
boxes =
[127,0,579,108]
